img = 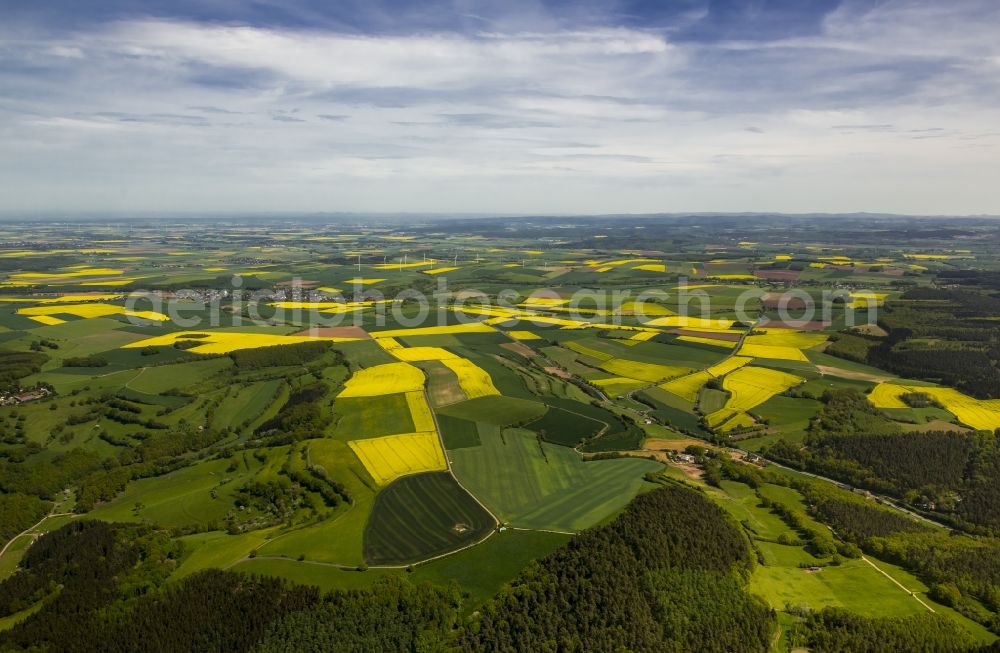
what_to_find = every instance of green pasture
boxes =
[436,395,546,426]
[330,393,415,439]
[363,471,495,566]
[449,426,660,532]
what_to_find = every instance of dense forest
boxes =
[460,483,774,652]
[827,289,1000,399]
[231,341,337,370]
[0,483,779,652]
[790,608,984,653]
[766,389,1000,533]
[0,350,47,392]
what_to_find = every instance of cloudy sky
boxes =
[2,0,999,215]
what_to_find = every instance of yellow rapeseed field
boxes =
[706,356,753,377]
[751,331,828,348]
[125,330,358,355]
[592,377,646,395]
[738,330,827,361]
[405,391,437,432]
[708,274,755,280]
[422,266,459,275]
[338,362,426,397]
[678,336,735,348]
[600,359,691,383]
[645,316,738,330]
[440,358,500,399]
[79,278,146,287]
[11,267,124,280]
[19,304,169,322]
[659,371,711,402]
[617,301,674,317]
[705,366,802,430]
[344,278,386,284]
[375,337,403,350]
[565,340,614,361]
[348,432,447,486]
[632,264,666,272]
[738,344,809,361]
[27,315,66,326]
[521,297,570,306]
[488,314,585,328]
[660,355,754,402]
[388,347,458,362]
[669,283,718,291]
[904,253,959,260]
[868,383,1000,431]
[629,331,659,342]
[372,261,436,270]
[372,323,496,338]
[849,292,889,309]
[507,330,542,340]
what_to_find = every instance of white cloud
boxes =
[1,4,999,215]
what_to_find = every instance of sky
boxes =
[1,0,999,216]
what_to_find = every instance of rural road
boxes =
[861,556,936,613]
[0,509,74,560]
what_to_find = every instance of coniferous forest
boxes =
[0,484,776,653]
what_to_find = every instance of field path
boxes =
[123,366,148,388]
[861,556,936,612]
[426,386,500,526]
[815,365,892,383]
[0,509,75,560]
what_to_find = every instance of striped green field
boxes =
[449,426,661,532]
[363,472,495,565]
[211,379,282,431]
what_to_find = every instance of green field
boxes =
[740,394,822,449]
[638,387,710,435]
[230,528,569,609]
[128,358,232,393]
[753,558,930,617]
[255,438,378,565]
[411,528,570,607]
[436,395,547,426]
[449,426,661,531]
[437,413,481,449]
[2,216,1000,650]
[86,450,275,529]
[363,471,495,565]
[524,403,605,447]
[173,530,270,578]
[211,379,282,431]
[331,393,415,439]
